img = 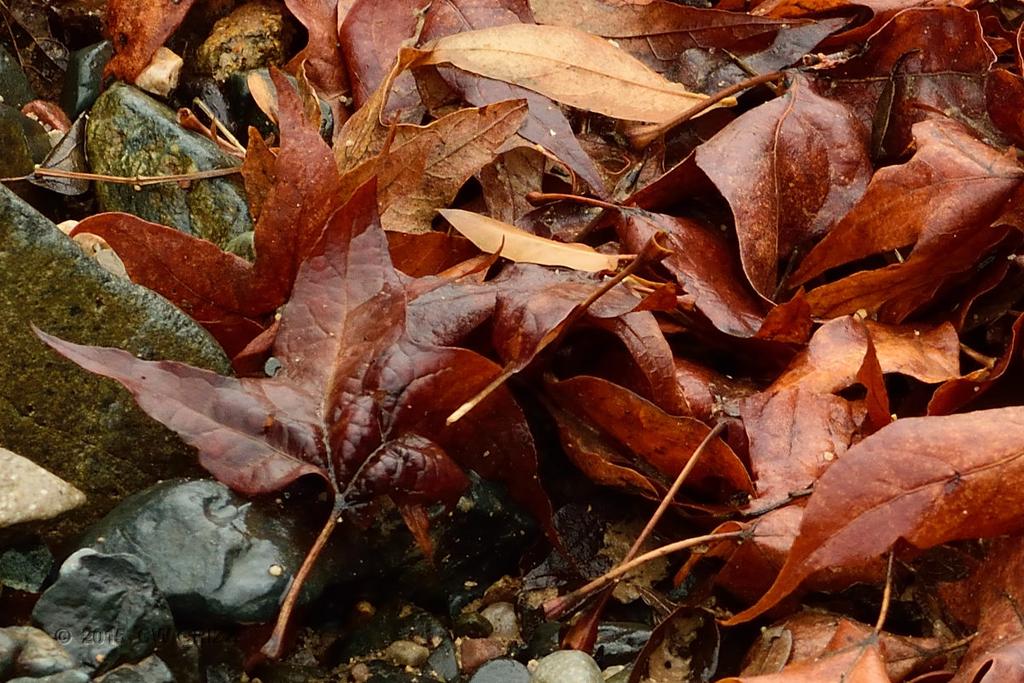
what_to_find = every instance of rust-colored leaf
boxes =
[695,74,872,299]
[725,407,1024,624]
[104,0,198,80]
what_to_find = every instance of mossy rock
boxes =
[0,185,230,543]
[86,83,252,248]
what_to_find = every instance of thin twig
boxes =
[543,530,746,619]
[874,551,895,634]
[525,191,625,211]
[626,70,786,149]
[261,503,342,659]
[625,421,727,561]
[0,166,241,186]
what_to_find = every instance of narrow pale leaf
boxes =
[440,209,622,272]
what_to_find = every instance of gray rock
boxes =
[594,622,652,667]
[0,629,16,678]
[196,1,290,81]
[60,41,112,119]
[0,45,35,109]
[86,83,252,248]
[480,602,519,642]
[530,650,603,683]
[0,538,54,592]
[470,659,530,683]
[1,626,77,677]
[79,479,326,624]
[32,549,174,671]
[0,103,49,178]
[93,655,174,682]
[0,185,230,542]
[385,640,430,668]
[7,671,91,683]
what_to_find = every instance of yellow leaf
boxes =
[409,24,730,124]
[440,209,625,272]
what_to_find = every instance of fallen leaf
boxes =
[380,100,529,232]
[285,0,349,109]
[792,117,1023,286]
[695,74,872,299]
[725,406,1024,624]
[741,317,960,504]
[441,208,624,271]
[409,23,724,124]
[104,0,198,80]
[547,375,753,498]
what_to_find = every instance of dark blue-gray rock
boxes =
[31,549,175,670]
[0,185,230,542]
[93,655,173,683]
[7,670,91,683]
[530,650,603,683]
[60,41,112,119]
[178,78,236,137]
[0,45,34,109]
[226,69,332,142]
[86,83,252,248]
[594,622,652,667]
[196,2,291,81]
[0,103,50,178]
[0,538,54,592]
[0,626,77,677]
[79,479,327,624]
[470,659,530,683]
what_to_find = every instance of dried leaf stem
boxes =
[261,502,343,659]
[0,166,241,186]
[626,70,786,149]
[543,530,746,619]
[548,421,728,627]
[873,551,895,634]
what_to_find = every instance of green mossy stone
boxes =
[86,83,252,248]
[0,185,231,543]
[0,46,35,109]
[0,103,50,178]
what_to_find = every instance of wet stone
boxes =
[0,538,54,592]
[32,550,174,670]
[196,1,291,81]
[0,185,230,543]
[93,655,174,682]
[226,69,332,141]
[60,41,112,119]
[0,103,50,178]
[0,630,14,677]
[594,622,653,667]
[79,479,328,625]
[7,670,91,683]
[1,626,77,677]
[0,45,35,109]
[86,83,253,248]
[384,639,430,668]
[469,658,531,683]
[530,650,603,683]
